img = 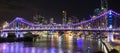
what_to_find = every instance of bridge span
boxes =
[0,10,120,42]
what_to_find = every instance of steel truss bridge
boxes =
[1,10,120,32]
[0,10,120,41]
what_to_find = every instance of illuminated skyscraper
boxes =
[68,16,79,24]
[68,17,72,24]
[62,11,67,24]
[50,18,54,24]
[92,0,108,28]
[93,8,101,16]
[100,0,108,28]
[33,15,45,24]
[101,0,108,10]
[93,0,108,16]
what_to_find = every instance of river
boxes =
[0,37,103,53]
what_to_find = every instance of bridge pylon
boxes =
[15,32,23,38]
[107,10,114,42]
[15,17,24,38]
[0,32,8,38]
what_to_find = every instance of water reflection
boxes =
[0,37,102,53]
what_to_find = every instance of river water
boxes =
[0,37,103,53]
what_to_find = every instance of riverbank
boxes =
[0,37,33,42]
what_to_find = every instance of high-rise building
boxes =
[68,17,72,24]
[33,15,45,24]
[62,11,67,24]
[101,0,108,10]
[93,0,108,16]
[93,8,101,16]
[92,0,108,28]
[72,16,79,23]
[68,16,79,24]
[50,18,54,24]
[43,19,48,24]
[100,0,108,28]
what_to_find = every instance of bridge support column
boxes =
[107,10,114,42]
[19,32,23,37]
[16,32,24,38]
[0,32,3,37]
[107,32,114,42]
[16,32,19,38]
[1,32,8,38]
[5,32,8,38]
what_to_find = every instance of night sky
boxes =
[0,0,119,23]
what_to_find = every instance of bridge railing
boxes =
[2,27,120,32]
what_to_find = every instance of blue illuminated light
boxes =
[77,38,82,48]
[108,10,113,29]
[109,10,112,15]
[109,16,112,18]
[51,47,56,53]
[51,28,55,32]
[109,25,112,29]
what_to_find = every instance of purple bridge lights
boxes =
[0,10,120,42]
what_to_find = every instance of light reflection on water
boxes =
[0,38,101,53]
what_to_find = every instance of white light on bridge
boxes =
[109,25,112,29]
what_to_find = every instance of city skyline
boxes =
[0,1,120,53]
[0,0,119,23]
